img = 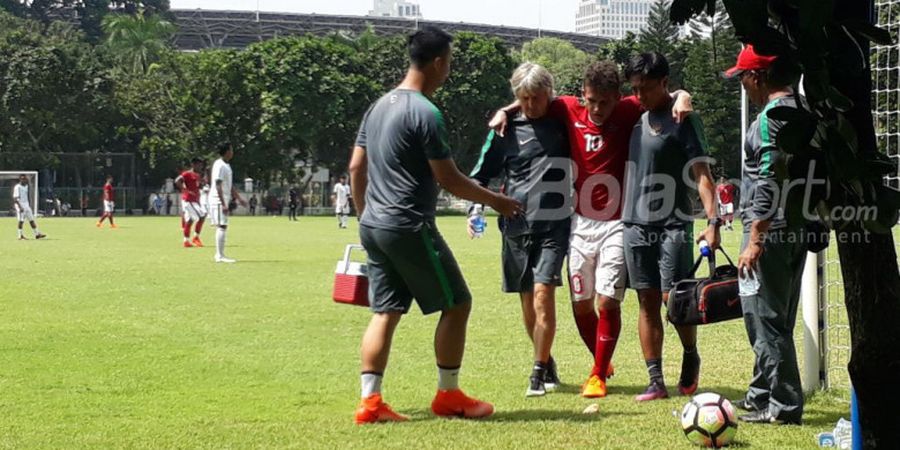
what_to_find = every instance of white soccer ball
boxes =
[681,392,738,448]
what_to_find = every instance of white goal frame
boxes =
[0,171,39,213]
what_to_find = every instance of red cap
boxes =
[724,44,778,78]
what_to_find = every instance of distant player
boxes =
[350,27,521,424]
[208,143,248,263]
[716,177,736,231]
[97,175,117,228]
[12,174,46,240]
[288,187,299,221]
[175,157,207,247]
[332,176,350,229]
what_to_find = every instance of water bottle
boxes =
[470,204,486,239]
[739,266,760,297]
[699,239,712,258]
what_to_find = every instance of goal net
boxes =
[816,0,900,398]
[0,172,39,217]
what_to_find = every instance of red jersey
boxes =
[103,183,114,202]
[549,95,643,220]
[717,183,735,204]
[179,170,201,203]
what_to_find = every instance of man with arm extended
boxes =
[620,52,721,401]
[469,62,572,397]
[489,61,693,399]
[349,26,521,425]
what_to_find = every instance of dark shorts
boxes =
[624,223,694,292]
[501,225,569,293]
[360,222,472,315]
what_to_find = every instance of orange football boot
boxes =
[354,394,409,425]
[431,389,494,419]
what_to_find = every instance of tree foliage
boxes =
[519,37,591,96]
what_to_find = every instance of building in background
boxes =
[576,0,653,38]
[368,0,423,19]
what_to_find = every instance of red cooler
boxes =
[332,244,369,307]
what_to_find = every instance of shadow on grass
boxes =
[401,408,643,423]
[234,260,288,264]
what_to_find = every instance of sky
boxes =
[170,0,582,33]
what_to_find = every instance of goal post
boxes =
[0,171,39,216]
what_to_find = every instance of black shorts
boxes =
[360,222,471,315]
[501,225,569,293]
[624,223,694,292]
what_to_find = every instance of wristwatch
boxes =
[708,217,724,227]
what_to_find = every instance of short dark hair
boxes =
[218,142,232,155]
[191,157,203,164]
[624,52,670,81]
[408,27,453,68]
[583,60,622,93]
[762,56,801,89]
[106,174,113,180]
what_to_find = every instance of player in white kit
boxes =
[208,143,248,263]
[12,174,46,240]
[332,176,351,229]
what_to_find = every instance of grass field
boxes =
[0,216,849,448]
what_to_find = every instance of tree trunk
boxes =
[834,0,900,445]
[836,228,900,446]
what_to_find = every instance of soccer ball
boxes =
[681,392,738,448]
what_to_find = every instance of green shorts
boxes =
[360,222,472,315]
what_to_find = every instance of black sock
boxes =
[646,358,664,385]
[683,346,700,361]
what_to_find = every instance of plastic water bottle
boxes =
[470,205,486,239]
[739,266,760,297]
[699,239,712,258]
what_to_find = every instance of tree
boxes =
[101,12,175,74]
[0,0,170,42]
[640,0,686,87]
[680,12,742,178]
[671,0,900,444]
[0,12,119,159]
[432,32,517,172]
[520,37,592,96]
[597,31,641,69]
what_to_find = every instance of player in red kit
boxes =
[175,158,207,247]
[716,177,736,231]
[97,175,117,228]
[491,60,693,398]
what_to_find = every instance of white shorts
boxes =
[104,201,115,213]
[15,205,34,222]
[336,204,350,215]
[182,201,206,222]
[568,215,626,302]
[719,203,734,216]
[209,204,229,227]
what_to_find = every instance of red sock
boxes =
[183,221,192,238]
[573,309,598,357]
[195,219,204,235]
[592,307,621,379]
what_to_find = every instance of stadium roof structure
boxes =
[171,9,609,53]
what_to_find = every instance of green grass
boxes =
[0,216,848,448]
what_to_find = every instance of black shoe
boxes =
[526,375,546,397]
[543,357,561,391]
[738,410,801,425]
[677,352,701,396]
[732,399,760,412]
